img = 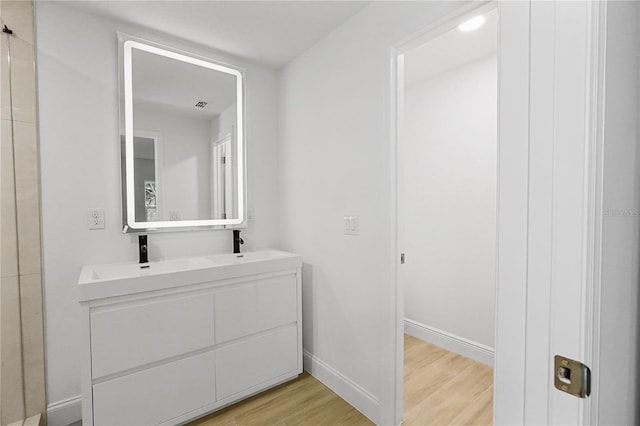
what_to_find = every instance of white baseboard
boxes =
[47,396,82,426]
[303,349,379,424]
[404,318,494,366]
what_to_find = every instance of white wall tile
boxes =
[1,118,19,278]
[5,35,36,124]
[0,275,26,424]
[20,273,46,418]
[13,120,41,275]
[0,0,34,45]
[1,1,46,422]
[1,35,11,120]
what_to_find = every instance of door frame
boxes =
[133,129,164,221]
[385,1,605,424]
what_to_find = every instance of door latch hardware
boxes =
[400,253,405,264]
[554,355,591,398]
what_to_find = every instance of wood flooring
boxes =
[189,371,373,426]
[403,334,493,425]
[189,334,493,426]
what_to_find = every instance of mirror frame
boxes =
[118,33,246,233]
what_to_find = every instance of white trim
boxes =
[132,130,163,220]
[583,2,606,424]
[47,395,82,426]
[493,2,530,424]
[386,43,403,426]
[302,350,379,424]
[211,132,230,219]
[404,319,494,366]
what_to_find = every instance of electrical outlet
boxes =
[343,215,359,235]
[87,208,105,230]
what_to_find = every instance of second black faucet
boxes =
[139,235,149,264]
[233,229,244,254]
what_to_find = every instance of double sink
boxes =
[78,249,302,302]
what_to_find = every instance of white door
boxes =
[211,134,231,219]
[494,1,639,424]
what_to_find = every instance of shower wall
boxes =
[0,0,46,423]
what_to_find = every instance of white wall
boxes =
[210,102,237,140]
[403,55,496,349]
[278,2,469,423]
[598,1,640,423]
[35,3,279,423]
[135,106,212,220]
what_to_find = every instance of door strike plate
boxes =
[554,355,591,398]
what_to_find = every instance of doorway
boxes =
[396,4,498,424]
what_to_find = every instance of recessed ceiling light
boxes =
[458,15,486,32]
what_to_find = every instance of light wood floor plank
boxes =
[403,334,493,426]
[190,334,493,425]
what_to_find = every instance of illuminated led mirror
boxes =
[119,34,245,233]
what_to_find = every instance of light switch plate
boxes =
[344,215,359,235]
[87,208,105,230]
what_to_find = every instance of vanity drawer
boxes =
[214,274,297,343]
[92,351,215,426]
[215,324,299,400]
[90,294,215,379]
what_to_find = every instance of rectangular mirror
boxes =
[119,34,245,233]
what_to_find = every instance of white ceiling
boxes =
[61,0,370,69]
[133,48,237,120]
[404,8,498,86]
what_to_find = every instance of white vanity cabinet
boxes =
[78,250,302,426]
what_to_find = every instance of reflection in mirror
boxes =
[120,35,245,232]
[133,136,156,222]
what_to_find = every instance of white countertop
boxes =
[78,249,302,302]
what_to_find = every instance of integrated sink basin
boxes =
[205,250,293,265]
[87,257,217,281]
[78,249,302,302]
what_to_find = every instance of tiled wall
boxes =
[1,0,46,424]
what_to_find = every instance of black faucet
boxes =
[138,235,149,263]
[233,229,244,254]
